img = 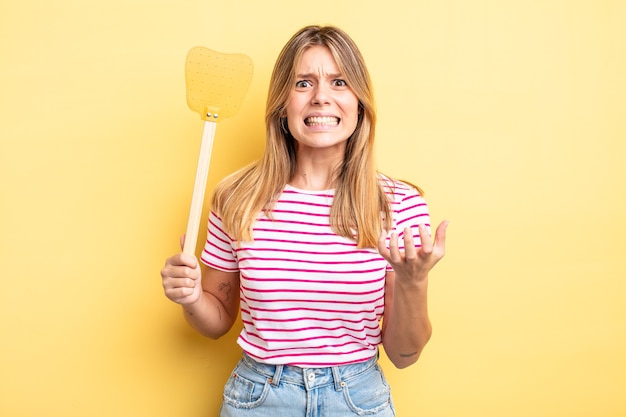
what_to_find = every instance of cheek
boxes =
[286,118,300,135]
[342,100,361,127]
[339,94,360,116]
[284,97,303,125]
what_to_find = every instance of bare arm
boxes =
[378,222,448,368]
[161,251,240,339]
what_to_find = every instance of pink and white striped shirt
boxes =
[201,176,430,367]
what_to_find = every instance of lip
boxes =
[305,112,339,118]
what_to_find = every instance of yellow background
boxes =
[1,1,625,416]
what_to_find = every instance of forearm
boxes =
[182,291,236,339]
[382,275,432,369]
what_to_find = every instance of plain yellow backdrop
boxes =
[1,1,625,416]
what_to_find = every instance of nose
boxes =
[311,83,330,105]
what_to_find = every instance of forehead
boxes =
[295,45,340,74]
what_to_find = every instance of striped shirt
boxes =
[201,176,430,367]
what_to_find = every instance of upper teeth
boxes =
[305,116,339,126]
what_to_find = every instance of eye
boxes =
[295,80,312,88]
[332,79,348,87]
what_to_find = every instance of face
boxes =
[285,45,360,154]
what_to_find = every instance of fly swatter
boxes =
[183,47,253,256]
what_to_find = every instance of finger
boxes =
[388,231,403,263]
[433,220,449,252]
[418,223,433,254]
[166,252,198,270]
[179,234,186,250]
[403,227,417,260]
[165,286,195,303]
[162,277,188,291]
[161,263,200,287]
[179,253,199,270]
[378,229,390,258]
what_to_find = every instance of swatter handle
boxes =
[183,120,217,256]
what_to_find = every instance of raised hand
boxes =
[378,221,448,281]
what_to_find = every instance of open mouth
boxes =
[304,116,339,126]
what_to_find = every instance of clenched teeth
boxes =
[305,116,339,126]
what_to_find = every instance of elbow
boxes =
[385,328,433,369]
[197,323,233,340]
[183,308,236,340]
[204,329,228,340]
[203,317,237,340]
[391,357,417,370]
[389,349,422,369]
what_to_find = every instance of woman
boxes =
[161,25,448,416]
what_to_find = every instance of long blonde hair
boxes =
[212,25,392,248]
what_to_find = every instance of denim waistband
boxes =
[240,353,379,392]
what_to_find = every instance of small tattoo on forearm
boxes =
[218,282,232,301]
[399,351,418,358]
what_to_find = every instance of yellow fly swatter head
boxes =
[182,46,253,256]
[185,47,254,122]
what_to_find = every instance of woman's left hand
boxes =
[378,221,449,282]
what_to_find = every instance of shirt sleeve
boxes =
[200,211,239,272]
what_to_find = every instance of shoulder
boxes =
[377,173,425,202]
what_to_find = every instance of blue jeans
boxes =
[219,353,396,417]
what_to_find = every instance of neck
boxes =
[290,156,342,191]
[289,172,334,190]
[289,142,345,190]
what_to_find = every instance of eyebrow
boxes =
[296,72,343,79]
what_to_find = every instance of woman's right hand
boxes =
[160,252,203,306]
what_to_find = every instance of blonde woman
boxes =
[161,25,448,417]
